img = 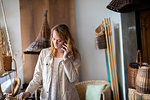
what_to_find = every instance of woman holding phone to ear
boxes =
[18,24,81,100]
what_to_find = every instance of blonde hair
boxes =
[50,24,79,60]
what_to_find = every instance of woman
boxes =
[18,24,81,100]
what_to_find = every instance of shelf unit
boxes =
[0,69,16,78]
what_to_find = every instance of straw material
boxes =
[0,27,12,74]
[0,29,5,74]
[75,80,111,100]
[95,24,107,49]
[136,65,150,94]
[106,0,149,13]
[128,88,150,100]
[128,63,139,89]
[128,50,141,89]
[3,55,12,71]
[128,88,136,100]
[24,10,50,54]
[0,49,5,75]
[0,29,9,55]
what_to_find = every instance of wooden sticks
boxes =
[104,18,120,100]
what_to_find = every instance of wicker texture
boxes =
[106,0,150,13]
[0,55,12,74]
[24,10,50,54]
[0,50,5,75]
[128,50,141,89]
[128,88,150,100]
[75,80,111,100]
[95,24,107,49]
[3,55,12,71]
[128,63,139,89]
[136,65,150,94]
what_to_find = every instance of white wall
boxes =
[75,0,121,80]
[75,0,126,99]
[0,0,23,87]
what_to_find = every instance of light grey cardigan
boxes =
[25,48,81,100]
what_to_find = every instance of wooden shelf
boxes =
[0,69,16,78]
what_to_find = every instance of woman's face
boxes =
[52,30,64,49]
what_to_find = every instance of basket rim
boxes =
[75,80,110,85]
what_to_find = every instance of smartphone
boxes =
[61,41,67,50]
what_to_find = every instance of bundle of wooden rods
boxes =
[103,18,120,100]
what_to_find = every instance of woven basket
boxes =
[95,24,107,49]
[128,50,141,89]
[136,65,150,94]
[75,80,111,100]
[0,54,5,75]
[128,88,136,100]
[2,55,12,71]
[128,88,150,100]
[106,0,142,13]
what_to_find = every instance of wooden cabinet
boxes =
[140,10,150,64]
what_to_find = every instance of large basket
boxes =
[128,50,141,89]
[75,80,111,100]
[136,65,150,94]
[95,24,107,49]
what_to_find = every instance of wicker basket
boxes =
[95,24,107,49]
[75,80,111,100]
[128,50,141,89]
[128,88,150,100]
[128,88,136,100]
[136,65,150,94]
[0,50,5,75]
[128,50,148,89]
[2,55,12,71]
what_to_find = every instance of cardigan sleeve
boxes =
[62,54,81,83]
[25,50,44,95]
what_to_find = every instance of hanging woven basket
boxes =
[3,55,12,71]
[0,53,5,75]
[95,24,107,49]
[0,23,12,73]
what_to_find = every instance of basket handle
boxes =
[12,58,17,77]
[136,50,142,66]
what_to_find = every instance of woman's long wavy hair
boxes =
[50,24,79,61]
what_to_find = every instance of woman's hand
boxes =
[17,92,30,100]
[61,42,70,60]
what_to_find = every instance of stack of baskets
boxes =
[128,50,150,100]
